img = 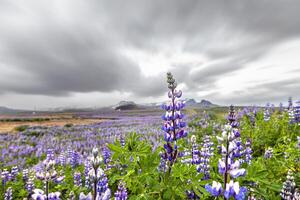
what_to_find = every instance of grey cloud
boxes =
[0,0,300,107]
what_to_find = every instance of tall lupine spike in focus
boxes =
[34,158,65,199]
[89,147,104,200]
[206,105,248,200]
[161,72,187,171]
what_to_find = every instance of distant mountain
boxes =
[198,99,216,107]
[112,101,138,110]
[0,106,28,114]
[184,98,198,106]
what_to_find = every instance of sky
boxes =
[0,0,299,109]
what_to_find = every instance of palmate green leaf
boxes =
[108,143,124,154]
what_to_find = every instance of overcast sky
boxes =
[0,0,299,109]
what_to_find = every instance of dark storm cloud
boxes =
[0,0,300,104]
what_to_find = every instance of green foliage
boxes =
[14,125,29,132]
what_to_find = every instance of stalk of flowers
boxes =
[4,187,12,200]
[97,173,111,200]
[1,169,10,186]
[102,145,112,169]
[31,188,61,200]
[280,170,299,200]
[120,135,126,148]
[287,97,296,124]
[114,181,128,200]
[26,177,35,197]
[89,147,104,200]
[263,103,271,121]
[161,72,187,171]
[264,147,273,159]
[35,159,65,199]
[180,135,200,164]
[197,135,214,180]
[84,159,92,188]
[206,105,247,200]
[74,171,82,187]
[23,168,29,182]
[294,100,300,124]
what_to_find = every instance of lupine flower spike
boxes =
[161,72,187,171]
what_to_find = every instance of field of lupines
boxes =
[0,73,299,200]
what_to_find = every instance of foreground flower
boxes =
[224,180,247,200]
[205,181,223,196]
[161,72,187,170]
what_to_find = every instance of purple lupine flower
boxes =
[264,103,271,121]
[23,169,29,182]
[244,139,253,164]
[161,72,187,168]
[264,147,273,159]
[46,148,55,161]
[205,181,223,197]
[4,187,12,200]
[1,169,9,186]
[26,177,35,194]
[58,152,66,166]
[120,135,125,148]
[89,147,104,200]
[197,135,214,180]
[280,170,297,200]
[48,192,61,200]
[11,166,18,180]
[70,151,80,168]
[102,145,111,165]
[207,106,248,199]
[97,173,111,200]
[158,152,168,172]
[84,160,92,188]
[288,97,296,124]
[79,192,92,200]
[224,180,247,200]
[190,135,200,165]
[114,181,128,200]
[294,100,300,124]
[32,189,46,200]
[74,172,82,187]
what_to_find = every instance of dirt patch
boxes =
[0,118,104,133]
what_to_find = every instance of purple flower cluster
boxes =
[161,72,187,167]
[206,106,248,200]
[280,170,299,200]
[264,147,273,159]
[263,103,271,121]
[294,100,300,124]
[197,135,214,180]
[114,181,128,200]
[74,172,82,187]
[4,187,12,200]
